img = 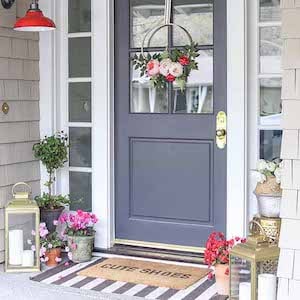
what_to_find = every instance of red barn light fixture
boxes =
[14,0,56,32]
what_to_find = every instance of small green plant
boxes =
[33,132,70,209]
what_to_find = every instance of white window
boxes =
[248,0,282,217]
[59,0,93,212]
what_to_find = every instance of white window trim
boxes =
[247,1,282,218]
[39,0,247,249]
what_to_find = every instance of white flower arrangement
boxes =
[254,159,282,184]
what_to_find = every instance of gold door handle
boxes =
[216,129,226,137]
[216,111,227,149]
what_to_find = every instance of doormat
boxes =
[77,257,210,290]
[31,256,224,299]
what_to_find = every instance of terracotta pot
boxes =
[215,264,230,296]
[45,248,61,267]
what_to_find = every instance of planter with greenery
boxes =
[59,210,98,263]
[33,132,70,232]
[39,223,64,267]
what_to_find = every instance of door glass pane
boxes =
[68,0,91,33]
[173,0,213,46]
[69,82,91,122]
[259,0,280,22]
[131,0,167,48]
[260,78,282,125]
[69,127,92,167]
[172,50,213,114]
[260,27,282,74]
[260,130,282,160]
[70,172,92,212]
[131,53,168,113]
[69,37,91,78]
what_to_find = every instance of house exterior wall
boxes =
[0,1,40,263]
[277,0,300,298]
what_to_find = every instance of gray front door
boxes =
[115,0,227,248]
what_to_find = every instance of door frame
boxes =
[39,0,247,249]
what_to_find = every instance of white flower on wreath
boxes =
[257,159,268,172]
[169,62,183,78]
[159,58,172,76]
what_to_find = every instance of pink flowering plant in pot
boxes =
[39,222,63,267]
[204,232,246,296]
[59,210,98,263]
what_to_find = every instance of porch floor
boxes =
[0,253,221,300]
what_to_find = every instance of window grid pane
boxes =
[68,1,92,212]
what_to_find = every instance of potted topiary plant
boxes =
[59,210,98,263]
[254,159,282,218]
[33,132,70,232]
[39,223,64,267]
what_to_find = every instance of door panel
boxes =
[115,0,227,248]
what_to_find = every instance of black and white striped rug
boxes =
[31,257,227,300]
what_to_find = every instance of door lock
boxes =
[216,111,227,149]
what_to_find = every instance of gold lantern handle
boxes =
[249,220,268,242]
[12,182,32,197]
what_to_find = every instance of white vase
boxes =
[256,194,281,218]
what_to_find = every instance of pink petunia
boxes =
[71,243,77,250]
[53,220,59,226]
[64,262,70,267]
[55,257,62,263]
[68,252,73,261]
[31,245,36,252]
[31,230,36,236]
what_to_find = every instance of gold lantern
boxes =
[5,183,40,272]
[229,221,280,300]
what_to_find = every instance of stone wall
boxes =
[277,0,300,298]
[0,0,40,263]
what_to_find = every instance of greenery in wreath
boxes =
[132,42,200,91]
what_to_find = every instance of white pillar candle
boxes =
[8,230,23,265]
[239,282,251,300]
[258,274,277,300]
[22,250,34,267]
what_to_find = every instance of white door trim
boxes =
[39,0,247,249]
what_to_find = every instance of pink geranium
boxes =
[59,210,98,237]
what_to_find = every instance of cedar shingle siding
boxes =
[0,0,40,263]
[278,0,300,298]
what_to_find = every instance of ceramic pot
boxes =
[40,206,64,232]
[67,235,94,263]
[215,264,230,296]
[256,194,281,218]
[45,248,61,267]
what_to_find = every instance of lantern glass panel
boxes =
[230,256,251,300]
[7,213,37,269]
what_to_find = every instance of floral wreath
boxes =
[132,23,199,91]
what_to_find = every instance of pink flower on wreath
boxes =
[169,62,183,78]
[159,58,172,76]
[179,55,190,66]
[147,59,160,76]
[165,74,176,82]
